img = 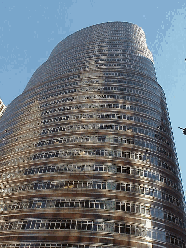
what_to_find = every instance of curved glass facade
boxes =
[0,22,185,248]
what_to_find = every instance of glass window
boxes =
[126,203,130,212]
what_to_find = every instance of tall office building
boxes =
[0,99,5,118]
[0,22,185,248]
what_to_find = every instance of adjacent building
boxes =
[0,22,185,248]
[0,99,5,118]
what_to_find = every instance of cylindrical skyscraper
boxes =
[0,22,185,248]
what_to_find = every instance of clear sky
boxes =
[0,0,186,192]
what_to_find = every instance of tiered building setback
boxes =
[0,22,185,248]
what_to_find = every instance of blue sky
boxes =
[1,0,186,191]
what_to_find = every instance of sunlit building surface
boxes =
[0,22,185,248]
[0,99,5,118]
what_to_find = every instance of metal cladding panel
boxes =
[0,22,185,248]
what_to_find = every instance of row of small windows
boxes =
[166,233,185,247]
[31,148,173,169]
[117,165,180,191]
[49,49,152,69]
[41,110,161,131]
[41,112,160,130]
[2,74,91,123]
[80,78,161,100]
[22,77,79,108]
[0,80,76,123]
[1,180,182,208]
[37,80,78,102]
[1,80,164,131]
[97,62,154,78]
[155,132,171,146]
[37,135,134,146]
[100,55,154,70]
[0,162,180,192]
[103,68,156,81]
[38,88,77,101]
[3,74,82,119]
[43,64,87,78]
[1,113,169,146]
[0,244,114,248]
[13,148,157,161]
[40,92,160,112]
[0,216,184,246]
[1,92,163,136]
[6,164,117,177]
[6,84,78,119]
[77,85,159,102]
[55,29,144,45]
[3,198,184,228]
[2,198,144,213]
[39,75,160,100]
[0,103,173,152]
[41,101,161,117]
[1,120,167,147]
[39,122,153,139]
[96,57,151,67]
[1,118,154,145]
[47,61,86,75]
[43,38,157,87]
[26,162,177,191]
[0,141,177,176]
[22,55,157,102]
[35,75,159,104]
[33,135,157,151]
[40,96,74,108]
[0,218,166,243]
[104,66,158,90]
